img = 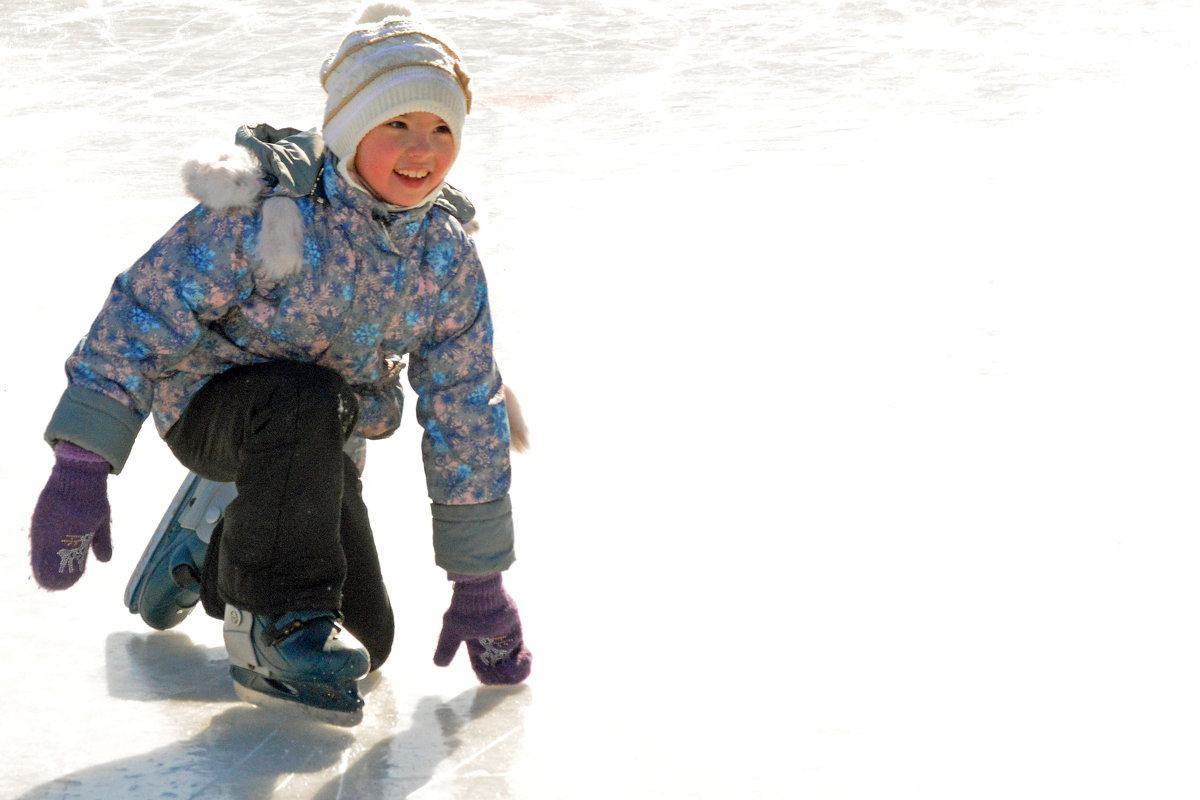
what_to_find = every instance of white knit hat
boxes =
[320,4,471,172]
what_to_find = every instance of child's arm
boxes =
[407,226,516,576]
[44,207,257,472]
[33,207,255,590]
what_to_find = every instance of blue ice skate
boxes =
[223,605,370,727]
[124,472,237,630]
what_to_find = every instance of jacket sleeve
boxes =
[407,224,516,573]
[44,206,258,472]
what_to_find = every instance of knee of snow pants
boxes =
[165,361,364,615]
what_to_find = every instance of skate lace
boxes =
[265,613,340,647]
[265,620,306,647]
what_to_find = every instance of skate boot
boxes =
[223,605,371,727]
[124,472,236,630]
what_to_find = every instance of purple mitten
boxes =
[433,573,532,685]
[30,442,112,590]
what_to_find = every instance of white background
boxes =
[2,0,1199,797]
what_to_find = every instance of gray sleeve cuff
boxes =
[44,385,143,474]
[431,495,515,575]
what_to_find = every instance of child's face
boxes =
[355,112,456,207]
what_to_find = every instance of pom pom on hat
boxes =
[321,2,470,171]
[356,3,418,23]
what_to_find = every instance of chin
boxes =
[385,186,431,207]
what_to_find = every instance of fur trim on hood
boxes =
[181,143,265,210]
[181,143,305,280]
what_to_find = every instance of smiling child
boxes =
[29,3,531,725]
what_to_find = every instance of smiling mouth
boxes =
[394,169,430,180]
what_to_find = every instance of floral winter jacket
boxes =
[45,154,515,572]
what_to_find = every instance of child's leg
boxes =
[191,456,394,669]
[337,453,395,671]
[164,361,358,616]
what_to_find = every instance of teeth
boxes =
[395,169,430,178]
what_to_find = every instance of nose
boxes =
[404,131,432,155]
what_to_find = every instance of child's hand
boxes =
[433,573,531,685]
[29,443,112,590]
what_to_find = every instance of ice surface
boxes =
[2,0,1200,797]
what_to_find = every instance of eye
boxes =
[435,124,452,135]
[388,120,408,130]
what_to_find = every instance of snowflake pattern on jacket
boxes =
[64,156,511,505]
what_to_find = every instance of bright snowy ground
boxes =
[2,0,1200,797]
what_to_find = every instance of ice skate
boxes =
[223,605,370,727]
[124,472,236,630]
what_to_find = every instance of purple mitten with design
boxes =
[433,572,532,685]
[30,442,113,590]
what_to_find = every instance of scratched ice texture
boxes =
[1,0,1199,797]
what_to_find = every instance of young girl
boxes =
[28,4,531,725]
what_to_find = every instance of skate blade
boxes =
[230,667,364,728]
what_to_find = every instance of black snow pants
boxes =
[164,361,394,669]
